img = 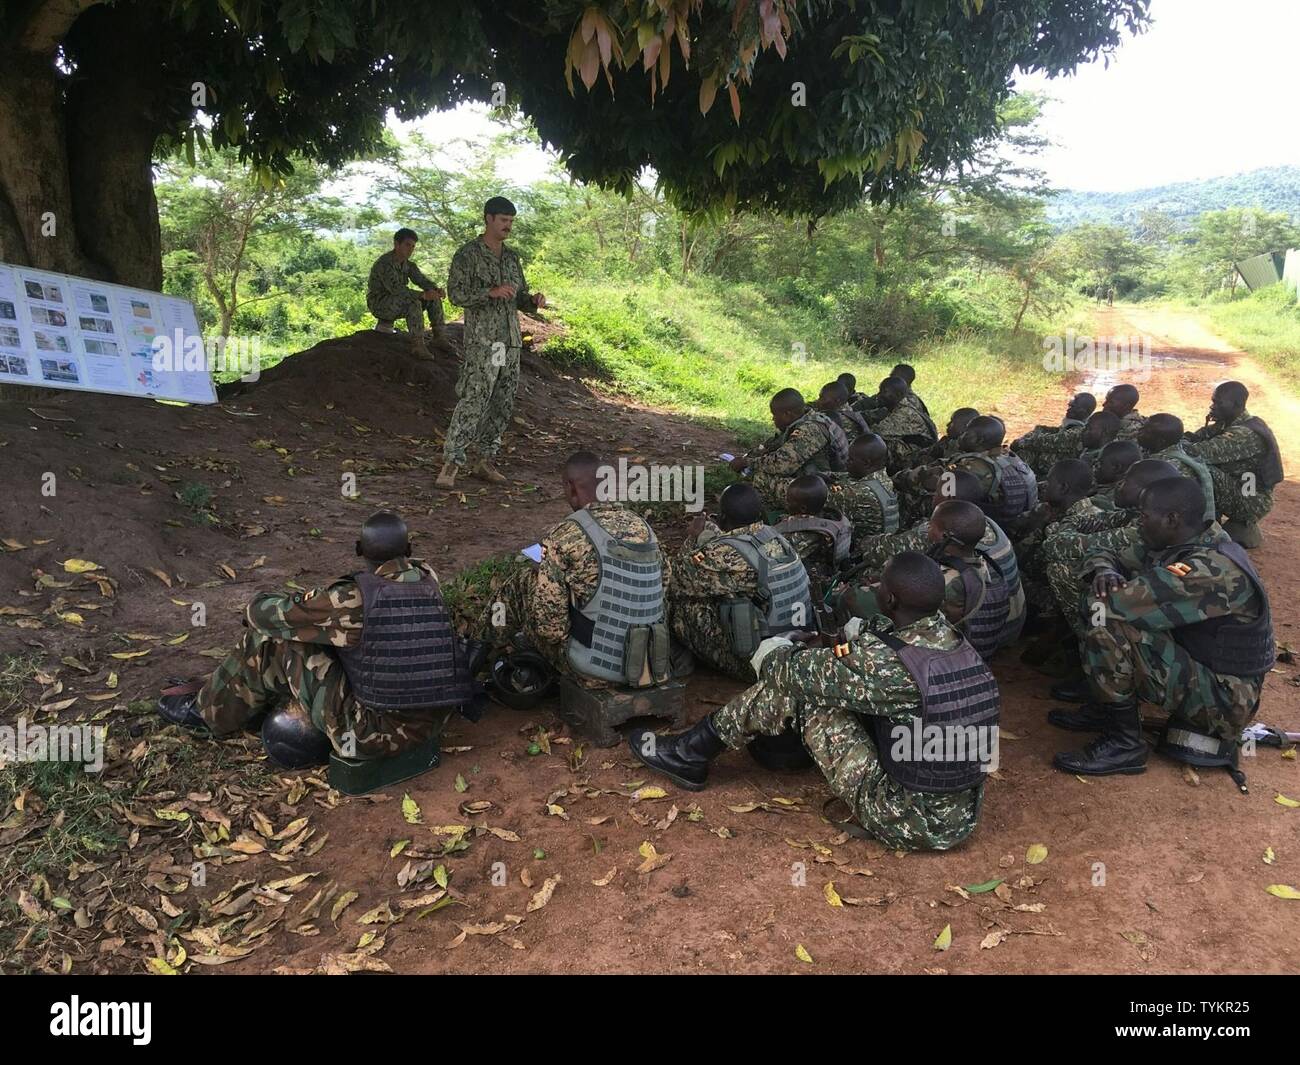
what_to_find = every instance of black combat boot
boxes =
[157,686,208,731]
[1053,700,1147,776]
[1048,675,1090,703]
[1047,702,1113,732]
[627,714,726,791]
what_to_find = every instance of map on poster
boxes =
[0,262,217,404]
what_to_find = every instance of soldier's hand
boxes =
[1091,569,1124,598]
[729,455,749,473]
[489,284,517,300]
[421,288,444,301]
[533,292,547,309]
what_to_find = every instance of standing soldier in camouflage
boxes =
[669,484,812,681]
[629,551,999,851]
[824,433,900,551]
[157,512,474,766]
[1054,477,1274,778]
[730,388,841,513]
[438,197,546,489]
[484,452,669,690]
[1184,381,1284,548]
[1136,413,1216,522]
[366,228,449,356]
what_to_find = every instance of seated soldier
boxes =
[815,379,870,440]
[1053,477,1274,779]
[365,227,449,357]
[1074,409,1121,471]
[841,499,1018,660]
[837,371,867,409]
[1043,459,1182,698]
[1102,383,1145,440]
[774,474,853,605]
[1136,413,1216,521]
[730,388,844,514]
[890,362,932,418]
[489,451,671,689]
[1016,458,1103,619]
[951,415,1039,531]
[1012,392,1097,476]
[892,407,980,517]
[869,376,940,471]
[669,484,813,682]
[824,433,900,550]
[1089,439,1142,512]
[849,468,1026,641]
[157,512,476,768]
[1184,381,1284,548]
[628,551,999,852]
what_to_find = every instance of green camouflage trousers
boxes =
[444,347,521,466]
[368,291,445,334]
[711,683,982,851]
[1208,466,1273,526]
[197,629,446,759]
[1045,560,1089,639]
[670,601,755,682]
[1082,619,1262,739]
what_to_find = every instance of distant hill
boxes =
[1047,165,1300,229]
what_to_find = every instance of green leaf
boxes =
[964,878,1004,894]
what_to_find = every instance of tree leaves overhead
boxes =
[64,0,1150,218]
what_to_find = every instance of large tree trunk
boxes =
[0,1,163,288]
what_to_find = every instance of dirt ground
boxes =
[1,308,1297,975]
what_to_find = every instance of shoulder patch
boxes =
[830,483,844,493]
[692,552,706,564]
[1165,562,1193,577]
[833,642,851,658]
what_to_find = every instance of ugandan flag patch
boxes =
[1165,562,1193,577]
[833,642,851,658]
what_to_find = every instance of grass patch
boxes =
[1191,286,1300,389]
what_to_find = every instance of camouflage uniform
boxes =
[443,236,536,466]
[871,401,937,470]
[669,519,773,681]
[779,509,850,602]
[828,406,869,441]
[1185,411,1276,526]
[198,558,447,758]
[1014,425,1084,478]
[825,469,897,549]
[1043,520,1140,640]
[1018,498,1105,613]
[749,410,836,513]
[1116,410,1146,441]
[951,448,1031,518]
[711,612,983,850]
[366,251,445,333]
[1146,443,1217,521]
[1080,522,1267,739]
[490,502,668,688]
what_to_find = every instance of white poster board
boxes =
[0,261,217,404]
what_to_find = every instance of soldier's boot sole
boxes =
[1224,520,1263,549]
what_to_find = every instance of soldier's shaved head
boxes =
[933,468,986,508]
[846,433,887,477]
[1040,457,1092,507]
[1103,383,1140,417]
[1097,439,1142,485]
[891,363,916,385]
[929,499,986,549]
[819,380,849,406]
[1067,392,1097,421]
[786,473,828,516]
[959,415,1005,452]
[718,483,764,529]
[878,376,908,408]
[1081,409,1121,449]
[946,407,979,438]
[358,511,410,563]
[1137,412,1184,452]
[1140,476,1208,548]
[770,387,807,429]
[1115,458,1179,510]
[882,551,945,614]
[838,371,857,392]
[1210,380,1249,423]
[562,450,603,508]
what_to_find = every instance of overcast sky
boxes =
[394,0,1300,197]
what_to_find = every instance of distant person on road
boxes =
[366,228,449,357]
[438,197,546,489]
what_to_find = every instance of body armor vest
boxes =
[335,571,475,711]
[1169,539,1275,680]
[981,518,1026,633]
[838,407,871,438]
[862,477,900,534]
[565,508,667,684]
[775,512,853,566]
[937,552,1013,660]
[718,527,814,638]
[1240,416,1285,489]
[871,630,1001,792]
[964,451,1039,524]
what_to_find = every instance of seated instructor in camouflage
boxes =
[366,227,449,356]
[730,387,843,513]
[438,196,546,490]
[157,512,475,767]
[1184,380,1284,549]
[1053,477,1275,777]
[669,483,813,682]
[486,452,670,689]
[629,552,999,852]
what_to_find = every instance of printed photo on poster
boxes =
[40,357,80,383]
[0,324,21,350]
[0,354,31,377]
[25,279,65,304]
[83,338,120,357]
[33,330,72,353]
[0,299,15,320]
[30,306,69,328]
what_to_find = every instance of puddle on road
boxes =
[1075,350,1233,396]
